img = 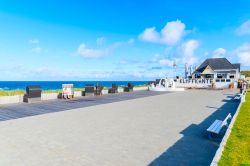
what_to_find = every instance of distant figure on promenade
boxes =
[242,82,247,92]
[234,80,238,89]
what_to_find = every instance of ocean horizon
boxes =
[0,81,149,91]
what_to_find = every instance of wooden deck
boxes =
[0,90,166,121]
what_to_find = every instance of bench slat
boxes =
[213,121,223,134]
[207,120,222,134]
[207,120,222,133]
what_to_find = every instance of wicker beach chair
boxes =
[124,82,134,92]
[62,84,74,99]
[83,84,95,96]
[95,85,104,96]
[108,84,118,93]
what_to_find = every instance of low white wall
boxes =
[0,95,23,105]
[175,82,231,89]
[102,90,108,95]
[134,87,148,91]
[0,88,148,105]
[41,93,58,100]
[118,88,124,93]
[74,91,82,97]
[176,83,211,88]
[214,82,230,89]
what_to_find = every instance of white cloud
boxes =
[0,62,171,81]
[29,39,48,54]
[31,46,48,54]
[161,20,186,45]
[96,37,106,46]
[119,60,128,64]
[111,38,135,48]
[212,48,226,58]
[164,47,173,55]
[76,37,135,58]
[77,43,109,58]
[176,40,199,65]
[139,27,160,43]
[233,43,250,66]
[159,59,173,67]
[118,59,138,65]
[139,20,186,45]
[0,64,115,80]
[236,20,250,36]
[148,54,174,67]
[151,54,161,63]
[29,39,40,44]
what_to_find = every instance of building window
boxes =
[217,75,222,78]
[229,75,235,79]
[195,74,201,78]
[204,74,213,78]
[217,73,227,79]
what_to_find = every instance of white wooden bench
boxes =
[234,95,241,100]
[234,92,244,100]
[207,113,232,138]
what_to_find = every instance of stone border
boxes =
[210,92,246,166]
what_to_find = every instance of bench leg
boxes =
[208,132,213,139]
[208,132,222,142]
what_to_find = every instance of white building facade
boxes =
[175,58,241,89]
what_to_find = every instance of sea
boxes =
[0,81,149,91]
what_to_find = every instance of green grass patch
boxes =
[218,92,250,165]
[42,89,61,94]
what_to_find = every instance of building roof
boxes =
[194,58,240,73]
[232,63,241,71]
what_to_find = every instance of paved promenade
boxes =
[0,91,165,121]
[0,90,239,166]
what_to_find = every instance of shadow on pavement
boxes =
[0,91,167,122]
[148,92,239,166]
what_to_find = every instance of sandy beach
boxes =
[0,90,238,166]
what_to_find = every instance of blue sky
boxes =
[0,0,250,81]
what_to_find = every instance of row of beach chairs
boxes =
[24,83,134,102]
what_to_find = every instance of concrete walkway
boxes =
[0,90,239,166]
[0,91,166,121]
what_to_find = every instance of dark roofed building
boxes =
[232,63,241,71]
[192,58,240,79]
